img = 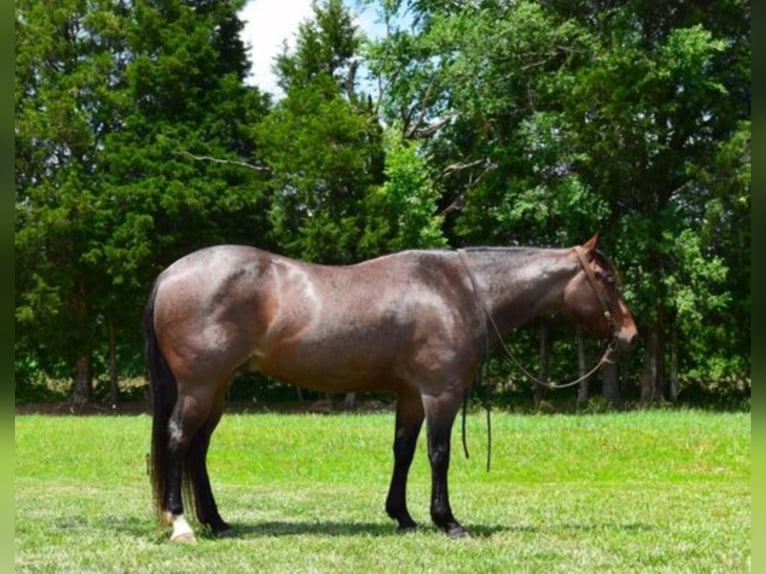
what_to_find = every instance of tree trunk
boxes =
[108,318,119,404]
[640,326,661,404]
[575,329,589,406]
[71,281,93,405]
[71,353,93,405]
[669,329,680,402]
[344,393,357,409]
[601,360,620,407]
[533,319,550,407]
[654,309,667,401]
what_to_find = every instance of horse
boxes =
[144,232,637,541]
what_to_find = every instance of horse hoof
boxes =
[216,528,235,539]
[447,526,470,539]
[170,531,196,543]
[397,523,418,533]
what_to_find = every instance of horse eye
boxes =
[596,269,615,286]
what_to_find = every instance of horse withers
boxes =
[144,232,637,541]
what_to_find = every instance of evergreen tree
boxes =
[16,0,132,401]
[256,0,446,264]
[255,0,386,264]
[15,0,268,401]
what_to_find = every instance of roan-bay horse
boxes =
[144,232,637,541]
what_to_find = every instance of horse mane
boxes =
[459,245,622,286]
[459,246,547,252]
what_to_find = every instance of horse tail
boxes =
[144,279,176,521]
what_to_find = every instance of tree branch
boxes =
[435,158,497,216]
[405,75,438,139]
[413,112,458,138]
[173,150,269,173]
[440,158,487,178]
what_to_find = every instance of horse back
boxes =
[152,246,480,393]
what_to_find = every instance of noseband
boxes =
[457,247,616,391]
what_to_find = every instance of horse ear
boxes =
[582,231,600,252]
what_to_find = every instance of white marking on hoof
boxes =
[170,514,196,542]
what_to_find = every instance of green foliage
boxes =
[15,0,750,404]
[275,0,360,95]
[369,0,750,397]
[255,0,386,263]
[662,228,728,328]
[360,125,447,254]
[255,76,383,262]
[15,0,268,399]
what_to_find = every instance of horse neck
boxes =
[464,248,577,335]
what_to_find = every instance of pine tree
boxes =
[255,0,385,264]
[15,0,268,401]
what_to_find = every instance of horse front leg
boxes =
[385,387,424,530]
[423,391,469,538]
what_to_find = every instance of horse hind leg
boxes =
[163,392,216,542]
[185,394,232,536]
[385,388,424,530]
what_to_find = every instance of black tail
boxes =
[144,280,176,520]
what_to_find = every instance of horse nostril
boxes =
[616,331,638,352]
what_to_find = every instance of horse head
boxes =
[563,232,638,353]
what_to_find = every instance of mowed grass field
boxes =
[15,409,750,572]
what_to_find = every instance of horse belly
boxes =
[251,331,400,393]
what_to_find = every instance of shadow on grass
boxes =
[224,520,398,538]
[213,520,648,539]
[457,522,653,538]
[137,518,652,542]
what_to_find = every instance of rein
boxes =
[456,247,615,391]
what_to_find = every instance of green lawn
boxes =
[15,409,750,572]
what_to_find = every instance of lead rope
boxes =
[457,248,615,392]
[491,326,614,390]
[456,247,615,472]
[457,249,493,471]
[460,358,493,471]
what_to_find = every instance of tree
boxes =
[563,10,750,402]
[367,0,750,402]
[16,0,132,402]
[254,0,386,264]
[15,0,268,402]
[360,124,447,254]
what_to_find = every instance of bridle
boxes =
[457,246,617,391]
[573,246,618,337]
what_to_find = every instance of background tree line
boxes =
[15,0,750,409]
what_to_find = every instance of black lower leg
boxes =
[165,440,185,518]
[187,437,230,534]
[385,396,423,530]
[385,427,422,529]
[186,406,230,535]
[426,410,468,537]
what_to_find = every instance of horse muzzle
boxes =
[612,328,638,354]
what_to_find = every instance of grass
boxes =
[15,409,750,572]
